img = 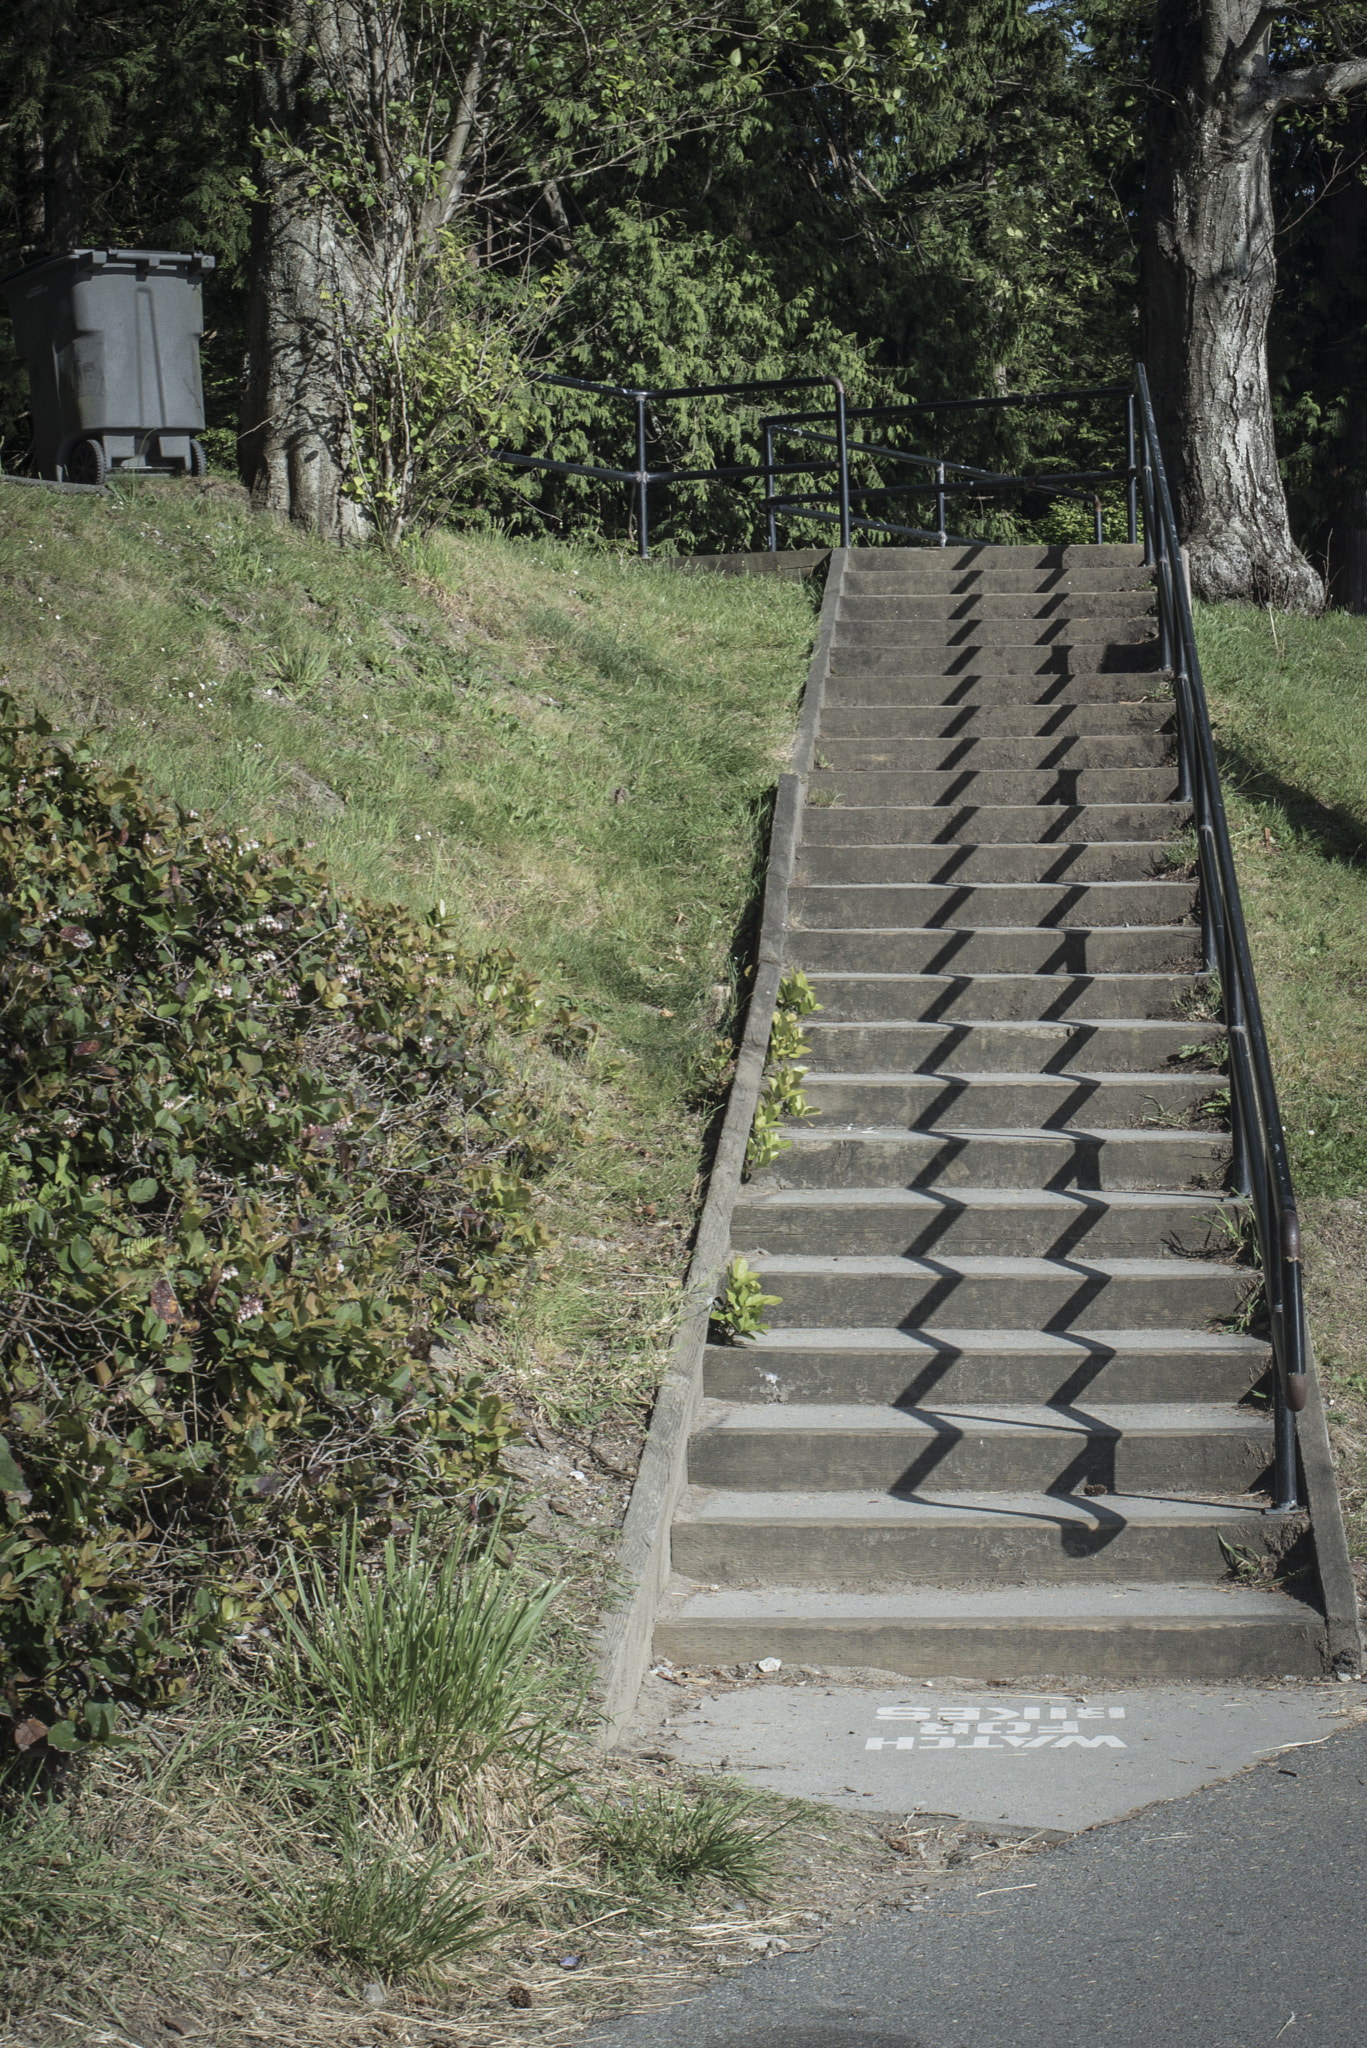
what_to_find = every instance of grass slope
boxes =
[0,476,817,1433]
[1193,599,1367,1603]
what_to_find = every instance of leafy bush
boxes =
[0,696,581,1754]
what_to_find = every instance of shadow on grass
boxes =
[1216,735,1367,866]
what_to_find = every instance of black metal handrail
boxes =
[496,376,1138,556]
[1133,362,1306,1512]
[497,372,852,557]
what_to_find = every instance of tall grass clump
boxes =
[580,1784,794,1907]
[265,1517,568,1827]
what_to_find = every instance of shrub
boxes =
[0,696,581,1754]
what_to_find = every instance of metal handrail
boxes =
[1132,362,1306,1511]
[496,374,1141,555]
[501,373,852,556]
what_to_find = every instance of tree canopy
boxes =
[2,2,1367,599]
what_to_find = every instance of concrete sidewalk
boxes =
[632,1665,1363,1831]
[590,1699,1367,2048]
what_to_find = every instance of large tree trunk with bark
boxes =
[240,3,410,541]
[1141,1,1324,609]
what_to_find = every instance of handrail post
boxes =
[635,392,649,560]
[764,423,778,553]
[1272,1373,1299,1512]
[1125,392,1138,547]
[835,382,851,548]
[1093,493,1104,546]
[936,463,947,546]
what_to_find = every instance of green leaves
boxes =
[711,1255,782,1341]
[0,694,584,1756]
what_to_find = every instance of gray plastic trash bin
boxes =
[0,246,215,484]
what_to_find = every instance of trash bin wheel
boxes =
[188,438,208,478]
[67,438,107,487]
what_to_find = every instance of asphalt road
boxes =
[585,1718,1367,2048]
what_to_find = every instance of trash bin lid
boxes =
[0,248,216,295]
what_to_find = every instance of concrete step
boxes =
[746,1254,1252,1332]
[789,926,1200,977]
[836,593,1156,622]
[654,1583,1325,1679]
[795,842,1185,884]
[765,1126,1230,1191]
[844,568,1156,598]
[790,879,1197,929]
[672,1488,1277,1587]
[702,1327,1268,1407]
[732,1186,1243,1259]
[805,971,1205,1022]
[799,1071,1224,1130]
[687,1400,1270,1496]
[848,544,1146,573]
[807,768,1179,807]
[829,644,1162,677]
[834,618,1157,651]
[801,1019,1223,1072]
[800,804,1188,848]
[815,734,1173,773]
[825,672,1171,708]
[817,704,1173,739]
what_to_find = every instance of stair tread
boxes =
[718,1325,1267,1354]
[662,1584,1316,1621]
[800,1068,1210,1083]
[745,1253,1241,1278]
[695,1401,1266,1436]
[677,1488,1267,1524]
[736,1186,1236,1209]
[775,1122,1226,1142]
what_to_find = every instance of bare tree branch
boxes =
[418,27,488,247]
[1263,51,1367,110]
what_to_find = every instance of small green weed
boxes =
[580,1783,794,1903]
[712,1256,781,1341]
[745,1088,794,1173]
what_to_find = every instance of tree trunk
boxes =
[1141,1,1323,609]
[239,3,409,542]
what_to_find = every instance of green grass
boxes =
[578,1783,796,1905]
[0,476,816,1420]
[1193,599,1367,1198]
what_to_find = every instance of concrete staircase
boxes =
[657,543,1326,1679]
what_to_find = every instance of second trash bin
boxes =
[0,246,215,484]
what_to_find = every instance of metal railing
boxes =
[1133,362,1306,1512]
[761,384,1138,549]
[496,372,852,556]
[496,377,1142,557]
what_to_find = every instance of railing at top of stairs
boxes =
[495,374,1139,557]
[496,367,1310,1510]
